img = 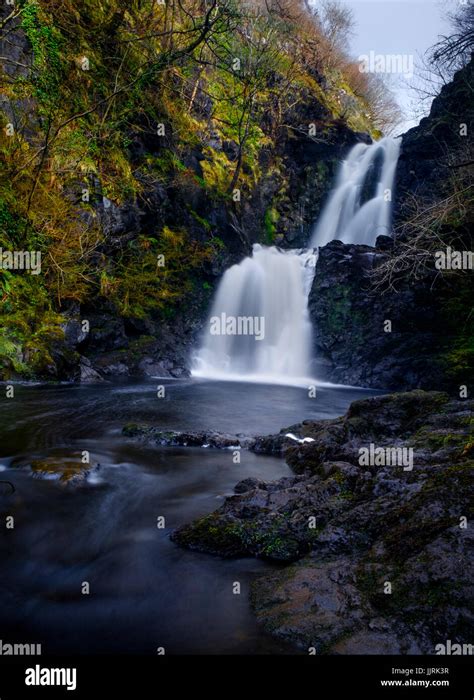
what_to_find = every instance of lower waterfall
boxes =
[192,245,317,386]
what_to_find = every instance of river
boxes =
[0,378,376,654]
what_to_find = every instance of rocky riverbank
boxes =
[170,390,474,654]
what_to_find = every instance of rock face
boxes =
[79,356,106,384]
[171,391,474,654]
[75,304,207,381]
[394,58,474,224]
[66,120,368,382]
[308,240,446,390]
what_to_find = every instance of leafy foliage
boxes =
[0,0,391,377]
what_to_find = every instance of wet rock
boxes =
[24,457,100,487]
[234,477,268,494]
[138,357,172,377]
[251,432,296,455]
[79,356,105,384]
[172,390,474,652]
[172,469,350,561]
[308,240,446,390]
[395,58,474,223]
[97,197,143,240]
[222,140,239,161]
[171,513,248,558]
[62,315,89,349]
[122,424,252,449]
[99,362,129,376]
[251,556,368,652]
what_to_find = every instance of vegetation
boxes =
[0,0,395,378]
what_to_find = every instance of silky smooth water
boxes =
[193,138,400,387]
[311,137,401,248]
[0,379,377,654]
[192,245,317,386]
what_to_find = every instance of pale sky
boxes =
[339,0,456,134]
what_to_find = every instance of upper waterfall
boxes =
[310,137,400,248]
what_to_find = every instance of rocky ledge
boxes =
[171,390,474,654]
[122,424,253,449]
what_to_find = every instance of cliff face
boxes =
[308,240,446,391]
[309,59,474,391]
[74,112,370,380]
[57,107,369,382]
[394,57,474,224]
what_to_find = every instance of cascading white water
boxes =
[310,137,400,247]
[192,245,317,386]
[192,137,400,386]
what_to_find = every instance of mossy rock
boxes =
[172,511,308,562]
[29,458,90,484]
[346,390,451,438]
[122,423,144,437]
[171,514,247,558]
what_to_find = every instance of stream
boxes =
[0,378,377,655]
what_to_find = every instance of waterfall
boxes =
[310,137,400,247]
[192,245,317,386]
[192,137,400,386]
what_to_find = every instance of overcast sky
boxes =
[340,0,456,134]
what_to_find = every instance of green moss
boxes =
[410,428,468,453]
[0,334,29,377]
[441,335,474,381]
[200,149,234,195]
[237,515,305,561]
[174,510,306,562]
[264,206,280,244]
[21,1,64,112]
[357,558,467,626]
[173,514,247,557]
[429,460,474,488]
[188,209,211,231]
[322,284,366,344]
[122,423,141,436]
